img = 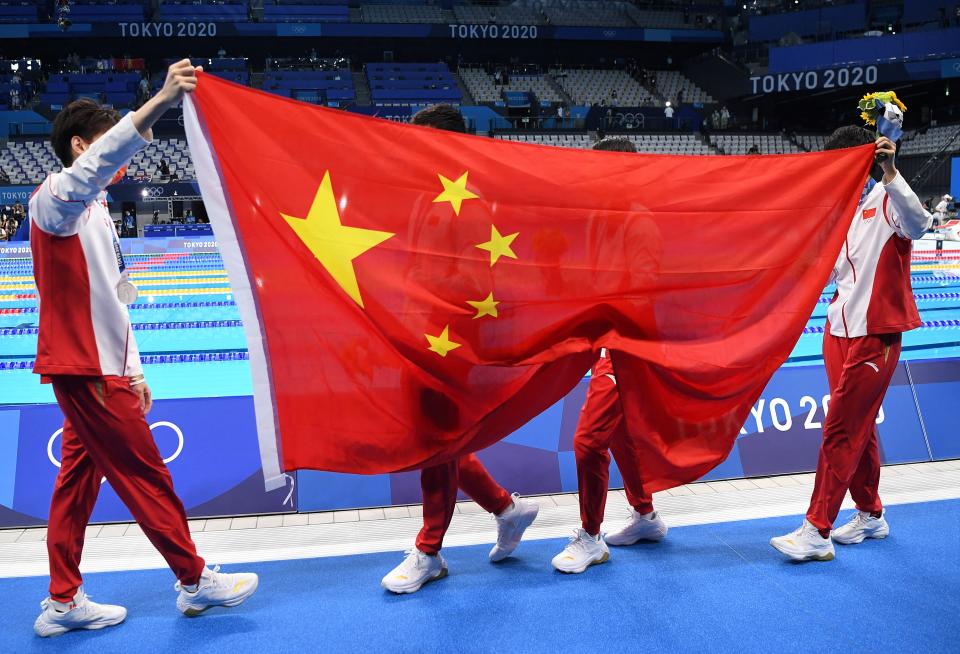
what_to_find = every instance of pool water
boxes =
[3,243,960,404]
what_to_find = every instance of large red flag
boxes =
[184,73,872,492]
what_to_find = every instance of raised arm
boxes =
[876,136,932,240]
[31,59,201,236]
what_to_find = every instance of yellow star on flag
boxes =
[433,171,479,216]
[466,292,499,319]
[425,325,462,357]
[476,225,518,266]
[281,171,394,309]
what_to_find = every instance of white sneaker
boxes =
[551,528,610,574]
[381,549,448,594]
[34,587,126,638]
[832,510,889,545]
[489,494,540,562]
[605,509,668,546]
[175,565,259,617]
[770,520,835,562]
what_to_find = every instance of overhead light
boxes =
[140,189,148,197]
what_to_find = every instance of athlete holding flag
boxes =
[771,94,931,562]
[29,60,258,637]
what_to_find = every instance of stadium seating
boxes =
[541,1,634,27]
[158,1,248,22]
[709,133,802,155]
[0,137,194,185]
[263,3,348,23]
[496,133,715,155]
[550,68,657,106]
[262,69,355,105]
[460,68,561,104]
[68,1,147,23]
[128,138,195,181]
[652,70,714,105]
[900,125,960,156]
[795,133,826,152]
[453,4,541,26]
[366,63,461,106]
[497,133,593,149]
[363,3,445,24]
[42,72,142,108]
[0,2,36,23]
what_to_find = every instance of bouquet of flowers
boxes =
[858,91,906,141]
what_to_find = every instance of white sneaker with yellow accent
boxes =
[175,565,259,616]
[489,494,540,562]
[605,509,668,546]
[381,549,448,594]
[551,528,610,574]
[770,520,835,562]
[33,587,126,637]
[832,510,889,545]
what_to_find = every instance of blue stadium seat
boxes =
[0,3,36,24]
[262,4,348,23]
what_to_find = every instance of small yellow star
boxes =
[433,171,479,216]
[466,292,499,319]
[425,325,462,357]
[476,225,518,266]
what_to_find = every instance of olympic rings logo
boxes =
[47,422,185,480]
[142,187,165,198]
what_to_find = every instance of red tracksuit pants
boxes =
[805,330,900,532]
[47,376,205,602]
[574,353,654,536]
[416,454,513,555]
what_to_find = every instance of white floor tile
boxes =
[85,525,102,539]
[728,479,757,491]
[358,508,385,521]
[408,505,424,517]
[382,506,410,520]
[456,502,485,515]
[230,516,258,530]
[203,518,232,532]
[750,477,780,489]
[188,519,207,533]
[687,482,717,495]
[98,523,129,538]
[307,512,333,525]
[16,529,46,542]
[0,530,24,544]
[124,524,145,538]
[333,510,360,523]
[256,515,284,529]
[551,493,580,506]
[281,513,309,527]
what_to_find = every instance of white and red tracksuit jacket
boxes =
[827,172,932,338]
[29,113,150,379]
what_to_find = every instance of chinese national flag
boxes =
[185,73,873,492]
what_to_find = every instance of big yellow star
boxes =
[281,171,394,309]
[425,324,461,357]
[476,225,518,266]
[466,292,499,319]
[433,171,479,216]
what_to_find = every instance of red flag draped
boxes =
[184,73,872,492]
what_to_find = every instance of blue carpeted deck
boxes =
[2,500,958,653]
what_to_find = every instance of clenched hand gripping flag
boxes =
[184,73,873,492]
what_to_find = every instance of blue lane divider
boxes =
[0,351,250,371]
[0,300,239,315]
[0,319,244,336]
[802,319,960,334]
[816,292,960,304]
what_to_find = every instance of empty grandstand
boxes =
[460,67,562,104]
[709,133,802,155]
[551,68,657,107]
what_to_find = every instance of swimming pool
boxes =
[3,242,960,404]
